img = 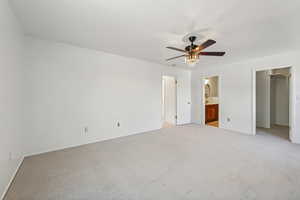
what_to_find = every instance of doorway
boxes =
[254,66,293,141]
[203,76,219,127]
[162,76,177,128]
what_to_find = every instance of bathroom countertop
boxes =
[205,103,219,105]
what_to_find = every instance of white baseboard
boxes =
[273,123,289,127]
[291,135,300,144]
[176,123,193,126]
[25,127,162,158]
[191,122,253,135]
[1,157,24,200]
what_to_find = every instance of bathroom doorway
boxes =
[203,76,219,127]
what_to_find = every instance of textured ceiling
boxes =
[10,0,300,69]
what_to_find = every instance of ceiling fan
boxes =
[166,36,225,66]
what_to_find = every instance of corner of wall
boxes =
[1,157,24,200]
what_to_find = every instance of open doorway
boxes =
[162,76,177,128]
[255,67,292,141]
[203,76,219,127]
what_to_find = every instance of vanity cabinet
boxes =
[205,104,219,123]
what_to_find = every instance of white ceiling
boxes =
[10,0,300,69]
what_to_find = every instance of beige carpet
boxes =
[5,124,300,200]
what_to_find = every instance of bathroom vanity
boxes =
[205,104,219,123]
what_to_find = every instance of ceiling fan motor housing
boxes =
[185,44,197,52]
[189,36,197,43]
[185,36,198,52]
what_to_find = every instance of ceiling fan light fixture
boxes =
[185,54,199,66]
[165,36,225,66]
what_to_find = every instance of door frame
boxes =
[252,65,295,141]
[202,75,220,127]
[162,75,177,126]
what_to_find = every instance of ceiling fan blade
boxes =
[196,39,216,51]
[166,46,187,53]
[166,55,186,61]
[199,52,225,56]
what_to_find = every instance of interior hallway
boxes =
[5,125,300,200]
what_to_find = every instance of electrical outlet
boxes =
[117,122,120,127]
[84,126,88,134]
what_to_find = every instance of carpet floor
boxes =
[4,124,300,200]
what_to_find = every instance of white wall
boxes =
[192,62,253,134]
[163,76,176,124]
[24,37,191,155]
[256,70,270,128]
[191,51,300,143]
[0,0,25,198]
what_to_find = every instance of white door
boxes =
[163,76,177,125]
